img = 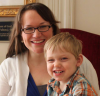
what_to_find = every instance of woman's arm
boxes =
[0,62,11,96]
[79,55,100,94]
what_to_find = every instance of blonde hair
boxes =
[44,32,82,59]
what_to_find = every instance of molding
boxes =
[0,0,36,17]
[69,0,75,28]
[24,0,36,5]
[0,6,21,17]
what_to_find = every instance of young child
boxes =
[44,32,98,96]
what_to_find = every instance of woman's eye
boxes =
[26,27,33,31]
[39,25,47,28]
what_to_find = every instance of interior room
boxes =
[0,0,100,95]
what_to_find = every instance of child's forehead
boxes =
[48,46,68,53]
[46,47,75,59]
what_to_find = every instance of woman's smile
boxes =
[30,39,45,44]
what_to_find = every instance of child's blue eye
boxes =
[48,59,54,63]
[61,57,67,60]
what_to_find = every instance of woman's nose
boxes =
[33,29,42,37]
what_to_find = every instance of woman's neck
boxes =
[28,51,46,65]
[27,51,51,85]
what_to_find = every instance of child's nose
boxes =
[54,60,61,68]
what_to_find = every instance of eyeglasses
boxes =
[21,25,52,34]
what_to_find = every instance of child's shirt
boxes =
[47,69,98,96]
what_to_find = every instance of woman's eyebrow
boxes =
[40,22,49,25]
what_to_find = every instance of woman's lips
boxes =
[31,39,45,43]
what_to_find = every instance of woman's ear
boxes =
[76,54,83,67]
[21,33,24,43]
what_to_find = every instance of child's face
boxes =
[46,47,81,83]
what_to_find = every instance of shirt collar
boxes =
[48,68,80,94]
[66,67,80,88]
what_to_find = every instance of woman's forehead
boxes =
[21,10,50,27]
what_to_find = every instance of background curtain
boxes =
[36,0,74,28]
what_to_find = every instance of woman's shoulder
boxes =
[79,55,97,80]
[0,51,28,70]
[80,55,94,71]
[0,51,29,89]
[82,55,92,66]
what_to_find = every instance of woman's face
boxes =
[21,10,53,53]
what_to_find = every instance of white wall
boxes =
[74,0,100,35]
[0,42,9,63]
[0,17,14,64]
[0,0,24,5]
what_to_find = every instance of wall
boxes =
[0,0,24,5]
[74,0,100,35]
[0,17,14,64]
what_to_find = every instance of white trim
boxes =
[70,0,75,28]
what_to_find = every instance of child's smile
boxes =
[46,47,79,83]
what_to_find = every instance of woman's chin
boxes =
[33,49,44,53]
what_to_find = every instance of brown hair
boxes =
[6,3,60,58]
[44,32,82,59]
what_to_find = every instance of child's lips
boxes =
[53,71,64,73]
[53,70,64,76]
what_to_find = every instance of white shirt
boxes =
[0,52,99,96]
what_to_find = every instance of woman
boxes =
[0,3,99,96]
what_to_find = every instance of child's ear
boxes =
[76,54,83,67]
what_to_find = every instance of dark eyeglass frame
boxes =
[21,25,52,34]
